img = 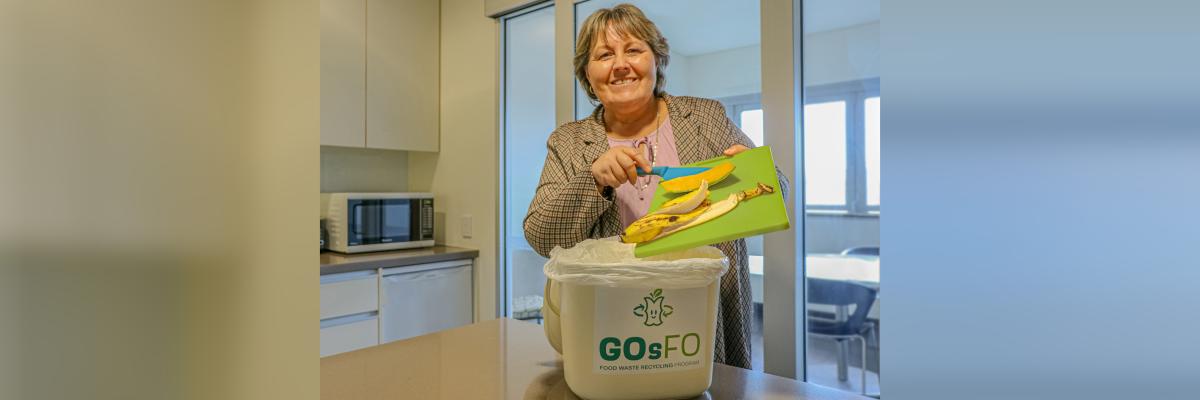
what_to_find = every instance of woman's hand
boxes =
[591,146,651,192]
[723,144,750,157]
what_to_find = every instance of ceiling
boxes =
[577,0,880,56]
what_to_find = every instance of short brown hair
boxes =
[574,4,670,102]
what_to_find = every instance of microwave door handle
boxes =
[363,204,381,240]
[352,203,378,238]
[350,204,363,235]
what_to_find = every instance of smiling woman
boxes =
[575,4,669,113]
[522,3,788,370]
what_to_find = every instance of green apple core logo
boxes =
[632,288,674,326]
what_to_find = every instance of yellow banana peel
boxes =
[622,182,776,244]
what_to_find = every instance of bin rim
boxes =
[543,238,729,289]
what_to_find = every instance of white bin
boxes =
[543,238,728,400]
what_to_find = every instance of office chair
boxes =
[807,277,879,395]
[840,246,880,256]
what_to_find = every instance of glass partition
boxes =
[501,4,556,323]
[802,0,881,396]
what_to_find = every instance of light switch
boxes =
[460,214,473,239]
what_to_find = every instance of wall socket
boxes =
[460,214,473,239]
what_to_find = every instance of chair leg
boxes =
[858,336,868,395]
[835,305,850,382]
[866,326,880,396]
[836,338,848,381]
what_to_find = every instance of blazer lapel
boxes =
[664,95,709,165]
[577,108,609,171]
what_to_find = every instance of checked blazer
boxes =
[523,94,791,369]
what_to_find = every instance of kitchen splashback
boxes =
[320,146,408,193]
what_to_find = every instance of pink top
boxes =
[605,116,682,228]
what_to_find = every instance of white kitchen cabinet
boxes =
[320,0,367,148]
[320,313,379,357]
[367,0,439,152]
[320,270,378,319]
[320,270,379,357]
[380,259,473,343]
[319,0,439,151]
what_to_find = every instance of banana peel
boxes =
[649,180,708,216]
[621,200,711,243]
[656,182,775,239]
[621,182,775,244]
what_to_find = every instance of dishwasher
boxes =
[380,259,473,343]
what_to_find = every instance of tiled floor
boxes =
[750,306,881,396]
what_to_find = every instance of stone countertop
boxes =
[321,318,871,400]
[320,245,479,275]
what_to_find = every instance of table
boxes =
[804,254,880,288]
[748,254,880,303]
[321,318,871,400]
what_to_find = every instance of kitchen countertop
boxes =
[320,245,478,275]
[321,318,870,400]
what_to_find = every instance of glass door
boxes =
[801,0,881,396]
[500,4,557,322]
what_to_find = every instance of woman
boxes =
[523,4,788,369]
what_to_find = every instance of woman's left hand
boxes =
[723,144,750,157]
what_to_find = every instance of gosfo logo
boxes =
[632,288,673,326]
[597,288,701,362]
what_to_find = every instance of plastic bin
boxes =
[543,238,727,400]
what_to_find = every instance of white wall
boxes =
[679,21,880,100]
[409,0,500,320]
[664,49,691,96]
[685,44,762,99]
[805,22,880,86]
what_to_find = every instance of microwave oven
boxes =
[322,192,435,253]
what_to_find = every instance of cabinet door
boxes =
[320,314,379,357]
[321,0,367,147]
[380,260,472,343]
[366,0,439,152]
[320,270,378,319]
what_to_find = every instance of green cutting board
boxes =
[634,146,790,258]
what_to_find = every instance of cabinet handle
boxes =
[320,270,377,284]
[381,259,471,276]
[320,311,378,329]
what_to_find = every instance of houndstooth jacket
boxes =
[523,94,790,369]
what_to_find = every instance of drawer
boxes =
[320,271,378,320]
[320,314,379,357]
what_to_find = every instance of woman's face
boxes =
[586,27,657,111]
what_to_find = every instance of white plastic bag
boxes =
[543,237,729,399]
[543,237,728,289]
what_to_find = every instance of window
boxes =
[805,101,848,207]
[722,79,879,214]
[805,78,880,214]
[740,109,764,146]
[865,97,880,207]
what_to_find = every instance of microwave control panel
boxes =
[420,199,435,240]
